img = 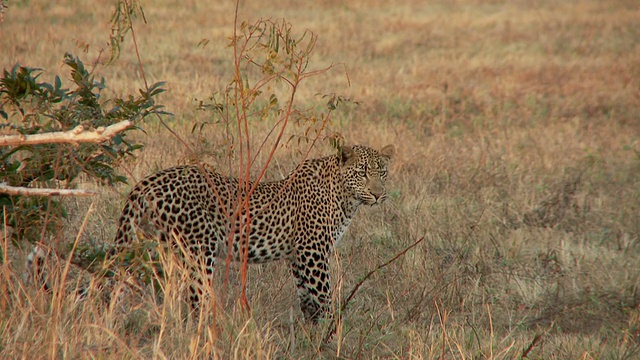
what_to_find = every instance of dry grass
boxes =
[2,0,640,358]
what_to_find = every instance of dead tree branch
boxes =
[0,120,133,197]
[0,120,133,147]
[0,183,98,197]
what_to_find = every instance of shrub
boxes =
[0,53,167,244]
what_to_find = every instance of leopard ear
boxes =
[340,145,356,165]
[379,145,395,160]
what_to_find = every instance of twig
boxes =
[323,236,426,342]
[0,120,133,147]
[521,334,543,358]
[0,183,98,197]
[0,1,6,23]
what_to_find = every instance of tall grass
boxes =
[2,0,639,358]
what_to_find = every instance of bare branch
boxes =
[323,236,426,342]
[0,120,133,147]
[0,183,99,197]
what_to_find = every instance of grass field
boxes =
[1,0,640,358]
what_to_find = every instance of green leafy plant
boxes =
[0,53,167,244]
[191,17,350,311]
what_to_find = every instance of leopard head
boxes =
[341,144,395,205]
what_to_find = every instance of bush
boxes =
[0,53,167,244]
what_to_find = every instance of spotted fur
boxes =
[114,144,395,322]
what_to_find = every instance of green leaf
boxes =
[0,195,13,207]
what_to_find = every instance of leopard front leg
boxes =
[290,245,331,323]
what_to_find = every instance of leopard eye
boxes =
[357,164,367,177]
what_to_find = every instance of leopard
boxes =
[112,144,395,322]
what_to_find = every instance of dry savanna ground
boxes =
[1,0,639,358]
